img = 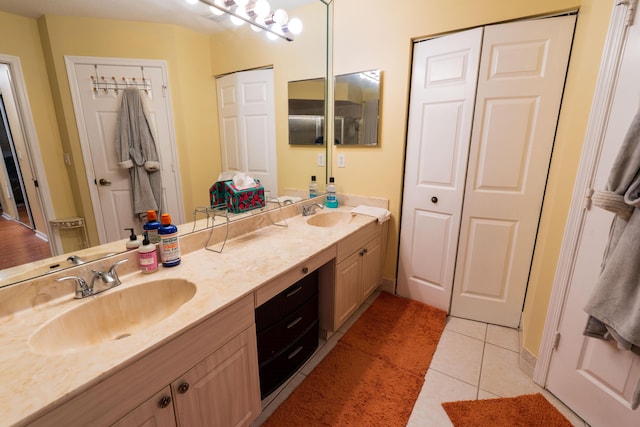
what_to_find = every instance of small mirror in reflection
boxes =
[334,70,381,146]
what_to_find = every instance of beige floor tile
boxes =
[430,329,484,386]
[541,390,588,427]
[407,369,477,427]
[477,389,500,399]
[486,324,520,352]
[445,316,487,341]
[479,343,541,397]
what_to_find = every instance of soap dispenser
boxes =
[138,232,158,273]
[125,228,141,250]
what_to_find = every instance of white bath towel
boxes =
[350,205,391,223]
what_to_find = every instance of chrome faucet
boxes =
[302,202,325,216]
[57,259,128,299]
[66,255,85,265]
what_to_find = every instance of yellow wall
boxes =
[332,0,611,357]
[0,11,71,229]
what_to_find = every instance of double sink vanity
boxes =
[0,197,389,427]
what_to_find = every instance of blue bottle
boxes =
[325,177,338,208]
[144,210,161,244]
[158,213,181,267]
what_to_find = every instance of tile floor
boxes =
[252,291,588,426]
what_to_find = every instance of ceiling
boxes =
[0,0,314,34]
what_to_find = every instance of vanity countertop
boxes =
[0,207,379,426]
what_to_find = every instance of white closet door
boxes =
[450,16,575,327]
[216,69,278,196]
[396,28,483,311]
[546,5,640,425]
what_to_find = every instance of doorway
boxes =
[397,15,576,327]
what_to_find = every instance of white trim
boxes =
[534,0,633,386]
[0,54,59,254]
[64,56,184,244]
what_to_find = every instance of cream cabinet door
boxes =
[361,235,383,300]
[335,250,362,328]
[172,326,261,427]
[111,387,176,427]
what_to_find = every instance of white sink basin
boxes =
[29,279,196,355]
[306,211,354,228]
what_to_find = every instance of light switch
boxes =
[338,153,346,168]
[317,153,325,167]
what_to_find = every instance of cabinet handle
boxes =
[286,286,303,297]
[301,266,309,274]
[158,395,172,409]
[286,316,303,329]
[359,248,368,256]
[287,346,304,360]
[178,382,190,394]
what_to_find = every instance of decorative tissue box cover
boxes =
[209,180,229,208]
[225,181,265,213]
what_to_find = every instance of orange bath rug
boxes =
[442,393,573,427]
[263,292,447,426]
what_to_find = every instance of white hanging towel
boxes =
[350,205,391,223]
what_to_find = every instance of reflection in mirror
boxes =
[0,0,328,288]
[288,78,325,145]
[334,70,381,146]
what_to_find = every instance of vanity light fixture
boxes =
[192,0,303,41]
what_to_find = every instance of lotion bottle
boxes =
[125,228,141,250]
[159,213,181,267]
[138,232,158,273]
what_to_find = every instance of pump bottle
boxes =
[144,210,161,244]
[159,214,181,267]
[125,228,141,250]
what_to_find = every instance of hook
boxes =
[112,76,118,93]
[90,75,97,93]
[100,76,108,94]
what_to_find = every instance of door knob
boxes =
[431,196,438,203]
[98,178,112,186]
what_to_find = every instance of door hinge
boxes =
[584,188,594,210]
[34,179,39,188]
[553,331,561,350]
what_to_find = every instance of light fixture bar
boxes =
[198,0,294,41]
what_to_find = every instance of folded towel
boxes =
[351,205,391,223]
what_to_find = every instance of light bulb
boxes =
[234,0,249,6]
[266,31,278,40]
[251,24,262,32]
[209,0,225,16]
[287,17,303,35]
[185,0,198,4]
[252,16,265,32]
[230,6,248,25]
[272,8,288,25]
[253,0,270,18]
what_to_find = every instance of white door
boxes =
[396,28,483,311]
[450,16,575,327]
[67,59,183,243]
[546,7,640,425]
[216,69,278,196]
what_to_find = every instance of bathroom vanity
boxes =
[0,201,388,427]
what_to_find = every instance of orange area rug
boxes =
[264,291,447,426]
[442,393,573,427]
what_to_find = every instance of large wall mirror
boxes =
[0,0,330,287]
[334,70,381,146]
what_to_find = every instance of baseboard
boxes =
[380,278,395,295]
[519,344,537,379]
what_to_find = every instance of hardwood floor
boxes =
[0,210,51,270]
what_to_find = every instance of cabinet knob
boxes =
[178,382,190,394]
[158,395,172,408]
[359,248,368,256]
[431,196,438,203]
[302,266,309,274]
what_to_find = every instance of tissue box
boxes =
[224,180,266,213]
[209,180,230,208]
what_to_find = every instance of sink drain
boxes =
[114,333,132,340]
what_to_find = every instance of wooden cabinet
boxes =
[332,221,387,330]
[32,295,261,427]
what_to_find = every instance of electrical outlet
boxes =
[317,153,325,167]
[338,153,346,168]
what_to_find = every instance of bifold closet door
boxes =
[398,16,575,326]
[397,28,483,311]
[450,16,575,327]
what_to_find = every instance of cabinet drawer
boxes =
[259,321,319,398]
[255,270,318,333]
[257,294,318,363]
